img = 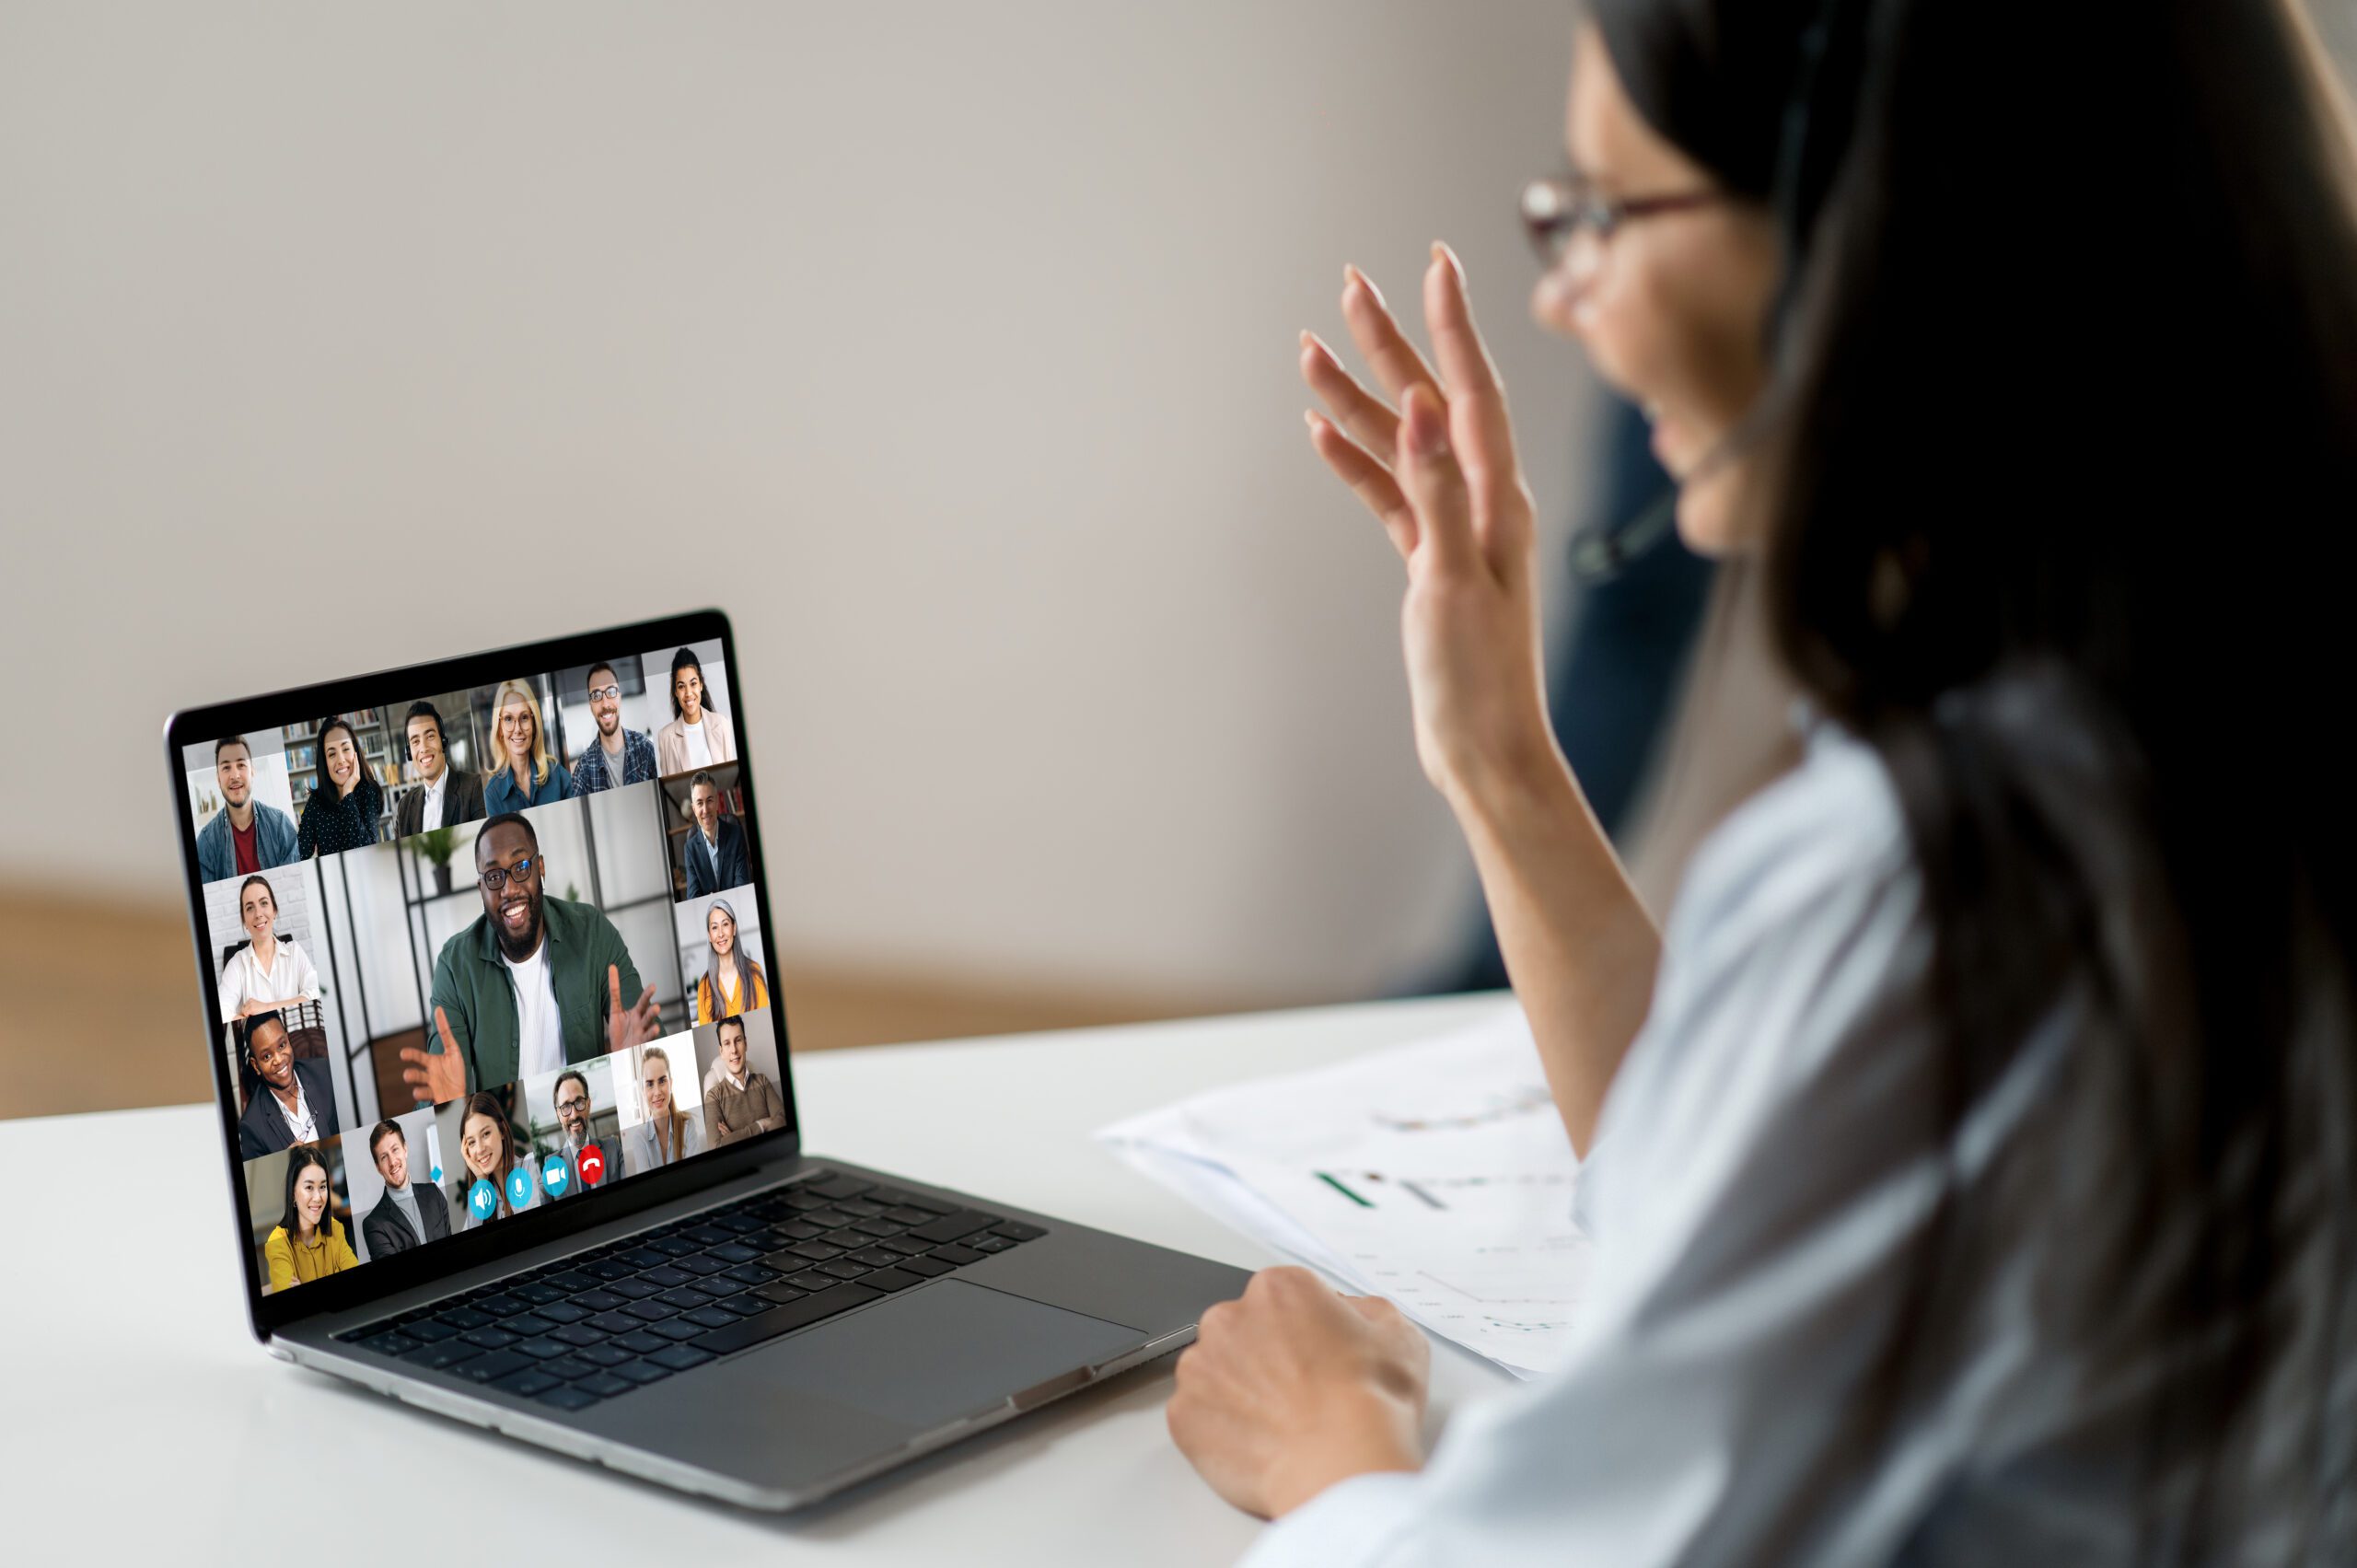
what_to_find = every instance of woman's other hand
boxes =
[1167,1266,1430,1519]
[1301,244,1556,813]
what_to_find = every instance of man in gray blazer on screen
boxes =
[360,1119,453,1256]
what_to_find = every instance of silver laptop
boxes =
[165,608,1247,1508]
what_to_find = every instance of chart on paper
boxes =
[1097,1005,1593,1377]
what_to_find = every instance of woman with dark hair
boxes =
[1171,2,2357,1560]
[692,896,768,1026]
[215,873,320,1023]
[262,1143,357,1290]
[655,647,735,774]
[447,1091,538,1230]
[295,714,382,857]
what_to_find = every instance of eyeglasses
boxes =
[554,1094,589,1114]
[1520,173,1725,270]
[586,685,621,703]
[478,855,539,892]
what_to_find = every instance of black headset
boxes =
[1567,0,1870,582]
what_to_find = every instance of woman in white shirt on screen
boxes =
[654,647,735,775]
[216,874,320,1024]
[1165,1,2357,1562]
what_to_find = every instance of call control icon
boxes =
[469,1179,497,1220]
[505,1166,535,1211]
[540,1154,570,1198]
[577,1146,606,1188]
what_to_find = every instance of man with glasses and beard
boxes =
[400,812,664,1103]
[569,660,658,794]
[196,736,299,881]
[546,1067,623,1194]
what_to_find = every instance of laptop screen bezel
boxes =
[162,607,805,1342]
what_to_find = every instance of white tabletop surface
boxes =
[0,992,1520,1565]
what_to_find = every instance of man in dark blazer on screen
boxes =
[392,701,487,838]
[680,772,750,897]
[236,1014,342,1157]
[359,1119,453,1256]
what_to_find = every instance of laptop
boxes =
[165,608,1248,1508]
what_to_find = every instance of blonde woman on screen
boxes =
[624,1042,702,1174]
[482,679,572,815]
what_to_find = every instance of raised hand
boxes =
[399,1006,469,1106]
[606,964,663,1054]
[1300,246,1554,809]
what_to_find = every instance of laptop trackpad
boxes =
[755,1279,1144,1429]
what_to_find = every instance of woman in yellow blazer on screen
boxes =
[264,1143,359,1290]
[693,897,768,1025]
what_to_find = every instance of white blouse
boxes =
[1240,723,2324,1565]
[217,937,321,1023]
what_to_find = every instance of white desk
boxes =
[0,993,1519,1565]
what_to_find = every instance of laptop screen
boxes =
[167,612,795,1329]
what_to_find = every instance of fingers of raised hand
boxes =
[1423,243,1524,504]
[1395,383,1480,575]
[1342,264,1441,404]
[1306,411,1417,561]
[1300,331,1400,457]
[434,1005,459,1052]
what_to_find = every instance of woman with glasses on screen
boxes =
[623,1042,702,1174]
[482,679,573,816]
[262,1143,358,1290]
[692,896,769,1026]
[215,874,320,1025]
[295,714,382,857]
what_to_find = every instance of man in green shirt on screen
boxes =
[401,811,664,1102]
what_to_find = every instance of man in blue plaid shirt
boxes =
[570,659,659,793]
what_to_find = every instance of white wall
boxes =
[0,2,1596,1002]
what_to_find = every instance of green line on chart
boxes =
[1316,1170,1374,1207]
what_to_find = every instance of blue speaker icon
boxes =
[469,1179,497,1220]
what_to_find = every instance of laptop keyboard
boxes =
[331,1169,1049,1412]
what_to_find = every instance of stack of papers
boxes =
[1096,1006,1592,1379]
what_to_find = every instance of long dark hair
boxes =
[451,1091,522,1219]
[312,714,377,798]
[279,1142,333,1244]
[1596,0,2357,1552]
[668,647,720,721]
